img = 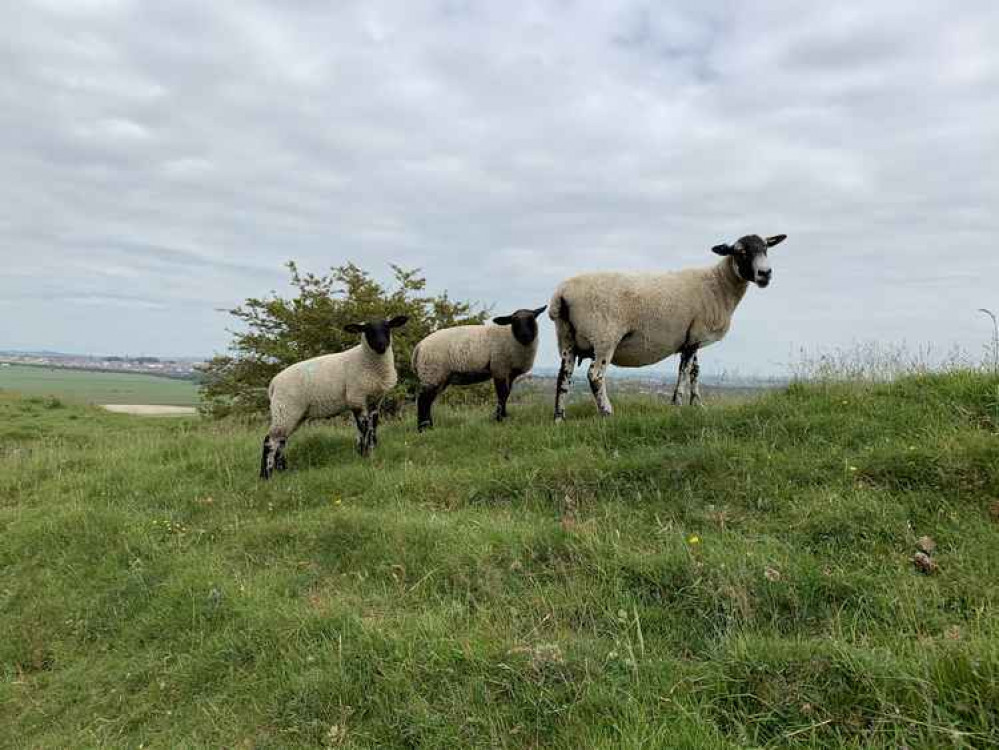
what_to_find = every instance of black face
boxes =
[493,305,547,346]
[734,234,767,284]
[711,233,786,287]
[344,315,408,354]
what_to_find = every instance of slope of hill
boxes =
[2,373,998,748]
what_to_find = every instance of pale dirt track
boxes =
[102,404,198,416]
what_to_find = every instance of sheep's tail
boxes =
[547,288,564,322]
[549,287,579,358]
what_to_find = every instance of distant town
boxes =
[0,351,788,391]
[0,351,205,380]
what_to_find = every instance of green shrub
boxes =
[198,262,488,418]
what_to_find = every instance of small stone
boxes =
[912,551,938,575]
[764,567,781,582]
[916,536,937,554]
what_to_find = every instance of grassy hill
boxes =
[0,364,199,406]
[2,373,999,749]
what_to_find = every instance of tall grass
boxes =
[980,309,999,376]
[789,341,986,383]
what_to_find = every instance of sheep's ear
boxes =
[492,315,513,326]
[343,323,365,334]
[532,305,547,318]
[765,234,787,248]
[387,315,409,328]
[711,243,734,256]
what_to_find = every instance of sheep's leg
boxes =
[274,439,288,471]
[672,347,695,406]
[370,409,380,446]
[259,436,273,479]
[588,347,616,417]
[689,352,703,407]
[417,385,440,432]
[554,348,577,422]
[260,434,288,479]
[493,377,511,421]
[352,410,372,456]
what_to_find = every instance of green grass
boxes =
[0,364,199,406]
[2,373,999,748]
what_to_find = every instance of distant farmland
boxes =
[0,364,199,406]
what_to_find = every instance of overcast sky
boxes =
[2,1,997,374]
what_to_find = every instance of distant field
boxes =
[0,364,199,406]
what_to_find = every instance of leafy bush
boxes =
[199,262,488,418]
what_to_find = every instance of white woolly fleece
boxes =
[267,340,398,438]
[412,324,539,387]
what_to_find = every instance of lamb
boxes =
[259,315,408,479]
[549,234,787,420]
[411,306,547,431]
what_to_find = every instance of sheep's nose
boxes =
[759,269,772,280]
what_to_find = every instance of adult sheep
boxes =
[549,234,787,420]
[411,306,547,431]
[260,315,408,479]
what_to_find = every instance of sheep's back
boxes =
[556,269,717,364]
[271,350,351,418]
[414,326,493,384]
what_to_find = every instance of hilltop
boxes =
[2,373,998,748]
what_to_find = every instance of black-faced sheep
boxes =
[260,315,408,478]
[549,234,787,420]
[411,306,547,431]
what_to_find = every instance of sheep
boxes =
[259,315,408,479]
[411,306,547,431]
[549,234,787,420]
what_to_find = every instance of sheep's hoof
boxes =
[417,421,433,433]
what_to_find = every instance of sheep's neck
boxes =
[714,257,749,311]
[360,343,394,374]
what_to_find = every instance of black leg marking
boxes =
[554,348,577,422]
[588,344,616,416]
[554,296,579,422]
[259,436,272,480]
[353,410,371,456]
[274,438,288,471]
[672,346,696,406]
[494,377,511,421]
[417,385,440,432]
[689,352,702,406]
[260,435,287,479]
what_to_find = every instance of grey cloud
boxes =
[1,0,997,371]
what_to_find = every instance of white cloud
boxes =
[1,0,997,372]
